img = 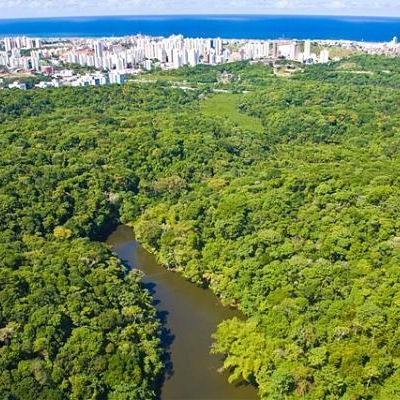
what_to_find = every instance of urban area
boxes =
[0,34,399,90]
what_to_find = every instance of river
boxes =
[106,225,257,400]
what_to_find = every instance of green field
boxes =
[200,93,264,133]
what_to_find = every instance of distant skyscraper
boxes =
[222,48,231,61]
[5,37,13,52]
[212,38,222,55]
[31,56,40,71]
[319,49,330,63]
[272,42,278,58]
[172,49,182,68]
[94,57,102,69]
[188,48,199,66]
[87,55,95,67]
[94,41,104,58]
[209,48,216,65]
[304,39,311,60]
[289,42,299,61]
[264,41,270,57]
[14,37,23,49]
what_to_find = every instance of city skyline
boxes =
[0,0,399,19]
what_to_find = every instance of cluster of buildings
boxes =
[275,39,330,64]
[355,36,400,55]
[0,36,43,71]
[0,34,333,77]
[1,33,399,90]
[65,36,230,71]
[3,36,42,52]
[1,70,126,90]
[53,36,333,70]
[313,36,400,57]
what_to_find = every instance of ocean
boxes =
[0,15,399,41]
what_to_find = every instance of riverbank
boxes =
[107,225,257,400]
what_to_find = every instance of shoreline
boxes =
[0,15,399,41]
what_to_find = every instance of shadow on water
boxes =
[143,282,175,376]
[144,282,175,384]
[119,256,176,398]
[106,226,258,400]
[154,311,175,400]
[119,258,133,275]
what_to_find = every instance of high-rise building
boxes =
[289,42,300,61]
[0,51,9,66]
[87,55,95,67]
[188,48,199,67]
[94,41,104,58]
[160,49,168,63]
[181,49,188,65]
[209,48,216,65]
[272,42,278,58]
[212,38,222,55]
[263,41,270,58]
[319,49,330,63]
[222,48,231,61]
[31,56,40,71]
[5,37,13,52]
[94,57,102,69]
[13,37,22,49]
[172,49,182,68]
[304,39,311,60]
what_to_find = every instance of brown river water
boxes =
[106,225,257,400]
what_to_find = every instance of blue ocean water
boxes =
[0,15,399,41]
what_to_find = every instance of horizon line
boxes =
[1,13,400,21]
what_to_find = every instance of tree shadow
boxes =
[118,257,137,276]
[143,281,175,400]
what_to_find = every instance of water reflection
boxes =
[107,226,257,400]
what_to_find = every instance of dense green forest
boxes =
[2,55,400,399]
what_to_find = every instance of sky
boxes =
[0,0,399,19]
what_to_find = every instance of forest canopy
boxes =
[1,54,400,399]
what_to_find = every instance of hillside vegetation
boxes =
[1,55,400,399]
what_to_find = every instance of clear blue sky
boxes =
[0,0,398,19]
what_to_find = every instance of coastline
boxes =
[0,14,399,41]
